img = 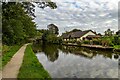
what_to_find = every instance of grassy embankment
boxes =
[1,45,22,68]
[18,44,51,79]
[0,43,2,70]
[113,45,120,49]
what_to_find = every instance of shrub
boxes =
[92,39,101,45]
[76,41,81,46]
[101,37,113,47]
[112,36,120,45]
[83,40,90,44]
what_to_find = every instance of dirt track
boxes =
[2,44,28,78]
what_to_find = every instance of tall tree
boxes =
[47,24,59,35]
[2,2,36,45]
[116,30,120,36]
[104,29,114,36]
[22,2,57,18]
[2,1,57,45]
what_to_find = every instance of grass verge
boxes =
[113,45,120,49]
[2,45,22,68]
[18,44,51,79]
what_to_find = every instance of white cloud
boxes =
[34,0,119,35]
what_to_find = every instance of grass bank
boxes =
[18,44,51,79]
[2,45,22,67]
[0,43,2,70]
[113,45,120,49]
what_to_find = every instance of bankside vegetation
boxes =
[2,1,57,45]
[36,24,62,44]
[62,29,120,49]
[2,1,57,68]
[1,1,57,79]
[18,45,51,79]
[2,2,36,45]
[2,45,22,67]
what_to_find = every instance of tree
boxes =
[104,29,114,36]
[41,30,50,42]
[116,30,120,36]
[2,1,57,45]
[47,24,59,35]
[2,2,36,45]
[101,37,113,47]
[112,36,120,45]
[70,29,82,32]
[22,2,57,18]
[98,33,102,36]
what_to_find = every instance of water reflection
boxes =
[42,44,59,62]
[32,43,59,62]
[32,43,119,61]
[32,43,119,78]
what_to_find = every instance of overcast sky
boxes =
[34,0,119,35]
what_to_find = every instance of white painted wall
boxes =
[80,31,95,40]
[77,38,80,41]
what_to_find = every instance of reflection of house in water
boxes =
[32,44,119,62]
[62,30,100,41]
[61,46,94,59]
[80,51,93,58]
[60,45,115,59]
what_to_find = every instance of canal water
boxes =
[32,43,119,78]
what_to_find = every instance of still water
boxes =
[32,43,119,78]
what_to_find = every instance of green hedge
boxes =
[83,40,90,44]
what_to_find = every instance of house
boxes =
[62,30,100,41]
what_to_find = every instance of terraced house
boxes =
[62,30,100,41]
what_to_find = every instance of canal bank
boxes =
[33,43,119,78]
[18,44,51,79]
[62,43,120,52]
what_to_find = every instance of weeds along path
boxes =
[2,44,28,78]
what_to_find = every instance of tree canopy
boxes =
[2,2,57,45]
[2,2,36,45]
[70,29,82,32]
[47,24,59,35]
[104,29,114,36]
[116,30,120,36]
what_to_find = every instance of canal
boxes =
[32,43,119,78]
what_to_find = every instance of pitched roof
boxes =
[62,30,96,39]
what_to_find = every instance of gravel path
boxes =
[2,44,28,78]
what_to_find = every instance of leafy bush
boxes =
[113,45,120,49]
[83,40,90,44]
[101,37,114,47]
[92,39,101,45]
[76,41,81,46]
[2,45,10,54]
[112,36,120,45]
[2,3,36,45]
